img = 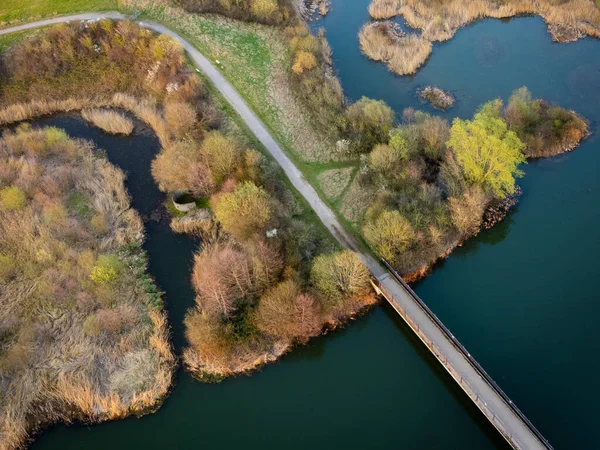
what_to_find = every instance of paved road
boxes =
[0,14,550,450]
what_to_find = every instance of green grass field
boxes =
[0,0,116,24]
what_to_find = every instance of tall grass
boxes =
[0,128,175,450]
[82,109,135,135]
[369,0,402,19]
[359,22,432,75]
[369,0,600,43]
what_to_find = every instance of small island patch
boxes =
[418,86,455,110]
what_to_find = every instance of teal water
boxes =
[22,4,600,449]
[315,1,600,449]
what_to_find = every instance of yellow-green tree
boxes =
[310,250,370,304]
[90,255,122,284]
[347,97,395,152]
[363,210,415,262]
[292,50,317,74]
[213,181,273,239]
[447,100,526,199]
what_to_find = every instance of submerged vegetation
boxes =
[365,0,600,75]
[0,126,174,450]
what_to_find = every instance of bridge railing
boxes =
[378,259,553,450]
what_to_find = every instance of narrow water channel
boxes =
[26,116,508,449]
[315,2,600,448]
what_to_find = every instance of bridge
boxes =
[372,260,553,450]
[0,13,553,450]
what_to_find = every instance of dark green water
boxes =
[24,5,599,448]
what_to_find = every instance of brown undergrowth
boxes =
[0,127,175,450]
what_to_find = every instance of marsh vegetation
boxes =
[418,86,455,110]
[0,126,174,450]
[365,0,600,75]
[359,21,432,75]
[82,109,135,135]
[0,17,376,397]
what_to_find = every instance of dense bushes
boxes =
[504,87,589,157]
[0,20,378,379]
[358,88,588,277]
[213,182,274,239]
[0,127,174,450]
[285,25,346,139]
[0,20,200,104]
[179,139,375,376]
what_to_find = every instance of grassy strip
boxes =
[0,28,45,51]
[197,68,341,250]
[0,0,117,26]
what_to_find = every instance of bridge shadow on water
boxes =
[379,301,511,449]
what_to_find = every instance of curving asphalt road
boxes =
[0,13,550,450]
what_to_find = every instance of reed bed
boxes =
[369,0,600,42]
[82,109,135,135]
[0,128,175,450]
[359,21,432,75]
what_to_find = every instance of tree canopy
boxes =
[213,181,274,239]
[363,209,415,262]
[310,250,371,304]
[447,100,526,198]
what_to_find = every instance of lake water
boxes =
[315,1,600,448]
[23,3,600,448]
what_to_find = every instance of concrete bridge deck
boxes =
[0,13,553,450]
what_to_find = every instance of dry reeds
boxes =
[370,0,600,43]
[359,21,432,75]
[369,0,402,19]
[0,128,175,450]
[82,109,135,135]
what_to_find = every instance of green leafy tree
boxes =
[213,181,273,239]
[310,250,370,304]
[363,209,415,262]
[447,100,526,199]
[347,97,395,152]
